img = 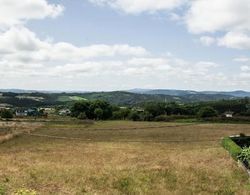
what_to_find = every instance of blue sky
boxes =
[0,0,250,91]
[28,0,240,61]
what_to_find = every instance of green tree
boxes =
[142,111,153,121]
[71,101,90,118]
[128,111,141,121]
[77,112,87,120]
[198,106,218,118]
[94,108,104,120]
[144,102,165,117]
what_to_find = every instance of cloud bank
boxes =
[0,0,249,90]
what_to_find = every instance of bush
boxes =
[94,108,104,120]
[141,111,154,121]
[238,146,250,163]
[203,116,250,123]
[198,106,218,118]
[221,137,242,160]
[154,115,194,122]
[154,115,172,122]
[112,111,123,120]
[113,177,135,194]
[0,109,13,119]
[241,109,250,116]
[0,185,5,195]
[77,112,87,120]
[128,111,141,121]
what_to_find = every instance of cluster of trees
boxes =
[71,100,113,120]
[71,100,148,121]
[71,98,250,121]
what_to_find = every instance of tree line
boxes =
[70,98,250,121]
[1,98,249,121]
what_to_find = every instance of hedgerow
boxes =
[222,137,242,160]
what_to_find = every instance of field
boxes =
[1,120,250,194]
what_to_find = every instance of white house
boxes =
[15,109,28,117]
[58,109,71,116]
[224,111,234,118]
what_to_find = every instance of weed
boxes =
[0,185,6,195]
[113,177,135,194]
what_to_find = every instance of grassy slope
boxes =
[0,121,250,194]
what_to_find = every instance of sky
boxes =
[0,0,250,91]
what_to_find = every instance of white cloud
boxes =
[218,31,250,49]
[241,66,250,72]
[185,0,250,34]
[0,26,222,83]
[89,0,186,14]
[234,57,250,62]
[0,26,148,66]
[200,36,215,46]
[46,57,221,83]
[0,26,150,82]
[0,0,249,90]
[185,0,250,50]
[0,0,64,29]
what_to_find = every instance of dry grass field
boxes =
[1,120,250,194]
[0,121,42,144]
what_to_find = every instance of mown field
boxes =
[1,120,250,194]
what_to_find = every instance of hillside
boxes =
[0,90,238,107]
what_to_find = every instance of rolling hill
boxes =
[0,90,240,107]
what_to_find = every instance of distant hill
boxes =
[0,90,239,107]
[128,89,250,98]
[201,90,250,97]
[0,89,38,93]
[129,89,198,96]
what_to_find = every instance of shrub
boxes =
[198,106,218,118]
[0,109,13,119]
[77,112,87,120]
[154,115,172,122]
[141,111,153,121]
[221,137,242,160]
[128,111,141,121]
[0,185,5,195]
[113,177,135,194]
[203,116,250,123]
[238,146,250,162]
[154,115,193,122]
[112,111,123,120]
[94,108,104,120]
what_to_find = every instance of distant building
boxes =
[224,111,234,118]
[15,108,39,117]
[15,109,28,117]
[58,109,71,116]
[132,107,144,113]
[41,107,55,114]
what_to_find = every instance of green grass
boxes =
[0,120,250,194]
[222,137,242,160]
[57,96,87,102]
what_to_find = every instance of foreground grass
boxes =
[0,121,250,194]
